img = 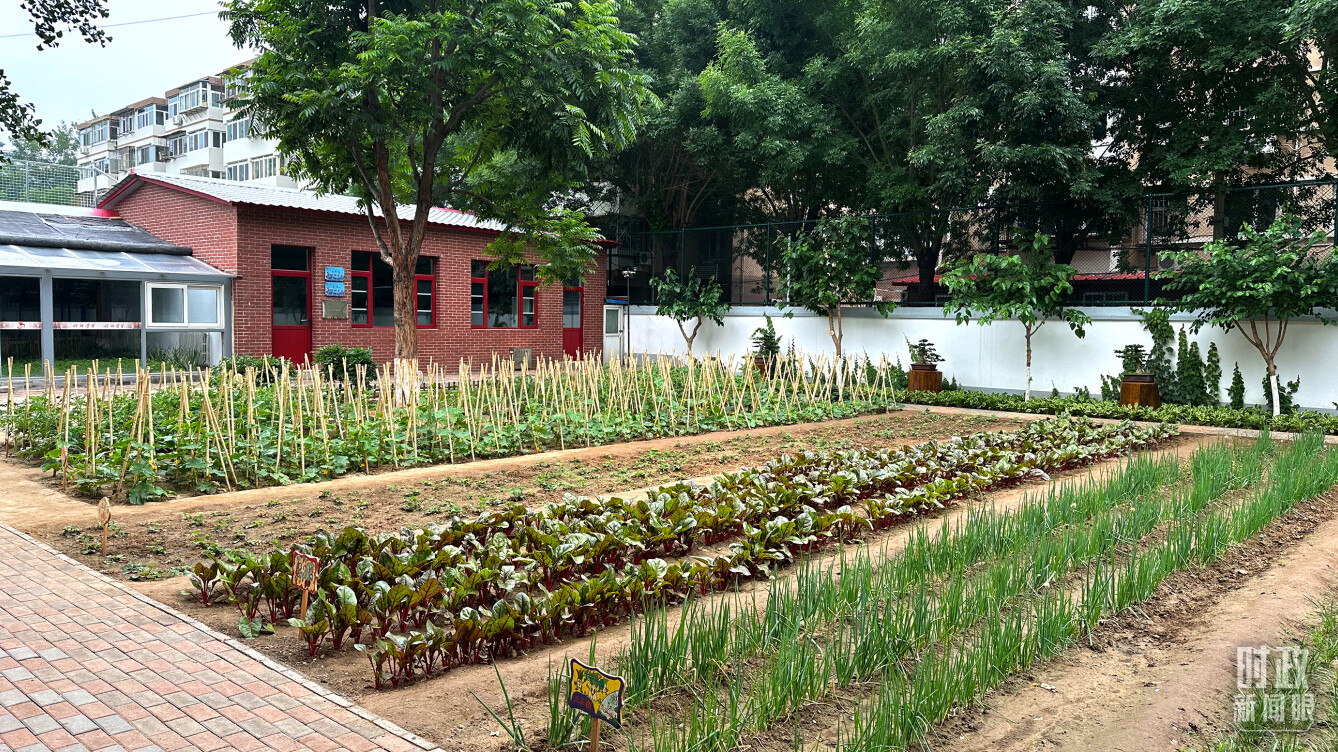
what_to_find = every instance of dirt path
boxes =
[120,435,1209,752]
[0,457,96,529]
[938,494,1338,752]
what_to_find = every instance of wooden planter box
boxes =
[1119,373,1161,408]
[908,363,943,393]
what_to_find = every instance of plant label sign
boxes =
[567,658,625,730]
[291,552,320,594]
[97,497,112,555]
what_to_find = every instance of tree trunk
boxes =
[1211,171,1228,241]
[1023,323,1034,401]
[829,307,843,361]
[679,317,702,359]
[392,261,419,404]
[1265,354,1280,417]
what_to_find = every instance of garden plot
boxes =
[107,416,1181,748]
[37,410,1013,581]
[2,356,901,503]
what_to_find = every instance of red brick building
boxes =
[98,173,607,366]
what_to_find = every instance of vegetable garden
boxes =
[1,355,900,503]
[184,416,1173,692]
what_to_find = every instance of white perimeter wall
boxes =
[628,306,1338,411]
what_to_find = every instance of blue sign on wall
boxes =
[324,266,345,282]
[325,281,345,298]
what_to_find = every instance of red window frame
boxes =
[471,261,539,329]
[350,252,435,329]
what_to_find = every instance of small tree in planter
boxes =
[941,230,1092,401]
[1160,215,1338,416]
[778,216,894,361]
[905,338,945,392]
[649,267,730,358]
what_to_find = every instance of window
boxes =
[226,161,250,182]
[168,134,186,157]
[351,252,435,328]
[118,113,134,137]
[147,284,223,328]
[226,117,251,142]
[471,261,537,329]
[212,130,224,149]
[136,105,165,130]
[79,120,114,147]
[251,155,278,179]
[171,82,211,116]
[136,145,166,165]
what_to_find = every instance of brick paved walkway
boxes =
[0,524,443,752]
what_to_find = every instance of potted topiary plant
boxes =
[906,338,945,392]
[751,315,782,375]
[1115,344,1160,407]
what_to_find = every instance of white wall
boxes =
[628,306,1338,410]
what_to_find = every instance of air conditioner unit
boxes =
[1157,255,1182,272]
[637,250,652,265]
[172,115,185,127]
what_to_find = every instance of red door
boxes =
[271,246,312,363]
[562,286,584,358]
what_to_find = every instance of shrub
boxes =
[314,345,375,379]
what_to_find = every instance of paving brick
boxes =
[0,525,443,752]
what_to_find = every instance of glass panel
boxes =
[54,280,141,323]
[352,252,371,272]
[151,286,185,324]
[563,290,582,329]
[416,279,432,326]
[147,331,218,368]
[604,308,621,335]
[415,257,434,275]
[471,260,488,278]
[351,276,369,325]
[471,282,484,326]
[0,331,40,366]
[0,277,40,321]
[271,246,309,271]
[54,330,138,365]
[187,287,220,325]
[522,286,536,327]
[272,276,308,326]
[486,266,518,328]
[520,265,535,281]
[371,256,394,327]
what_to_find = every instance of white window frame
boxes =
[145,283,224,329]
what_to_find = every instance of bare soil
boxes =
[129,435,1205,752]
[933,492,1338,752]
[25,409,1017,582]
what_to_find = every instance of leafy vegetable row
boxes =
[190,416,1177,688]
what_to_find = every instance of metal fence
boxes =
[0,159,96,208]
[616,179,1338,307]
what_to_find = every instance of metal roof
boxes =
[0,244,230,281]
[0,210,189,253]
[100,172,509,233]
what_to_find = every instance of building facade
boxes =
[75,63,295,202]
[97,173,607,367]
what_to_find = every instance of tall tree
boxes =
[225,0,656,371]
[2,1,109,157]
[941,231,1092,400]
[1100,0,1324,237]
[1159,215,1338,416]
[5,122,79,165]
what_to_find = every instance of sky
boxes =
[0,0,254,131]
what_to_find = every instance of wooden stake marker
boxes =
[567,659,625,752]
[291,552,321,617]
[97,497,112,556]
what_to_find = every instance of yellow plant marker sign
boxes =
[567,658,625,730]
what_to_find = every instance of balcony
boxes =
[170,147,223,173]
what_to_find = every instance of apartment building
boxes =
[75,63,294,202]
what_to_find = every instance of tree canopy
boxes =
[225,0,656,363]
[2,1,108,157]
[649,267,730,355]
[1159,215,1338,415]
[942,231,1092,400]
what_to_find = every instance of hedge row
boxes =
[903,389,1338,435]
